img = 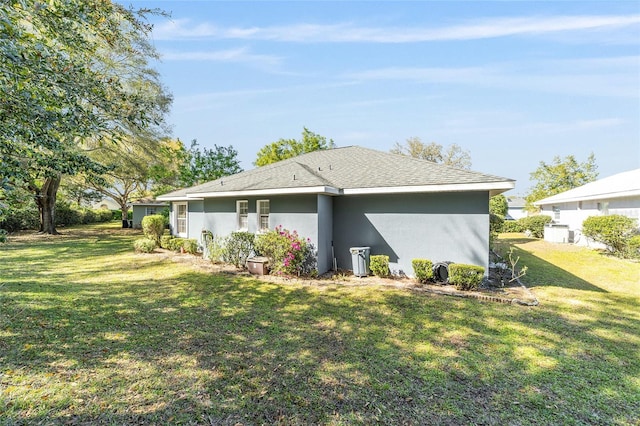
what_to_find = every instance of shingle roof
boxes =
[158,146,514,199]
[534,168,640,205]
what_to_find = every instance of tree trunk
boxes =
[36,176,61,235]
[120,201,130,228]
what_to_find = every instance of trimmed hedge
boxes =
[582,215,638,256]
[160,235,174,249]
[518,215,552,238]
[370,255,390,277]
[502,220,524,233]
[182,239,199,254]
[412,259,433,283]
[449,264,485,291]
[133,238,156,253]
[141,215,165,245]
[627,235,640,259]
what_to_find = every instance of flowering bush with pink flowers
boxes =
[255,225,316,276]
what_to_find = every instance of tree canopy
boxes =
[391,137,472,170]
[490,194,509,218]
[254,128,335,167]
[0,0,170,233]
[180,140,243,187]
[525,153,598,211]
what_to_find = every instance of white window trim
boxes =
[257,199,270,232]
[237,200,249,231]
[174,202,188,238]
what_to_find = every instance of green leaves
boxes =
[525,153,598,211]
[254,127,334,167]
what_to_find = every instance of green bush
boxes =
[160,235,174,249]
[412,259,433,283]
[167,237,184,252]
[582,215,638,256]
[223,231,255,268]
[206,234,226,263]
[518,215,552,238]
[254,226,316,276]
[0,202,39,231]
[0,229,7,244]
[449,264,485,291]
[183,238,199,255]
[370,255,390,277]
[141,214,165,245]
[626,235,640,259]
[133,238,156,253]
[490,213,504,234]
[55,202,82,226]
[502,220,524,233]
[96,209,113,222]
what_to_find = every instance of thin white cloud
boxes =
[161,47,282,68]
[346,56,639,98]
[153,15,640,43]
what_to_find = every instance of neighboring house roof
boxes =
[130,197,168,207]
[534,169,640,206]
[506,196,526,208]
[158,146,515,200]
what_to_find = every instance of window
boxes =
[237,200,248,230]
[145,207,157,216]
[175,203,187,236]
[552,206,560,220]
[257,200,270,231]
[597,202,609,215]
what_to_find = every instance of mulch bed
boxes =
[162,250,539,306]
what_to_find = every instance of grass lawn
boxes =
[1,224,639,425]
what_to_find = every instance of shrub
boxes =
[167,237,184,252]
[223,231,255,268]
[502,220,524,233]
[370,255,390,277]
[582,215,638,256]
[0,203,39,231]
[55,202,82,226]
[182,238,199,254]
[518,215,552,238]
[626,235,640,259]
[0,229,7,243]
[205,234,226,263]
[133,238,156,253]
[96,209,113,222]
[160,235,174,249]
[141,214,165,245]
[254,226,316,276]
[449,264,485,291]
[412,259,433,283]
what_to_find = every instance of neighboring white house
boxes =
[505,196,527,220]
[534,169,640,244]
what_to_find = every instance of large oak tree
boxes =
[0,0,168,234]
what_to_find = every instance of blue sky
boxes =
[128,1,639,194]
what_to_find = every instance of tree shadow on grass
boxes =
[494,238,608,292]
[2,232,639,425]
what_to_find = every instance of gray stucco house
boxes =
[130,198,168,229]
[157,146,515,276]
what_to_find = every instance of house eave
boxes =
[191,186,341,198]
[534,189,640,206]
[156,196,203,202]
[343,181,515,196]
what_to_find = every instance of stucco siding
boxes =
[131,205,146,229]
[187,201,205,239]
[333,192,490,277]
[317,195,334,274]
